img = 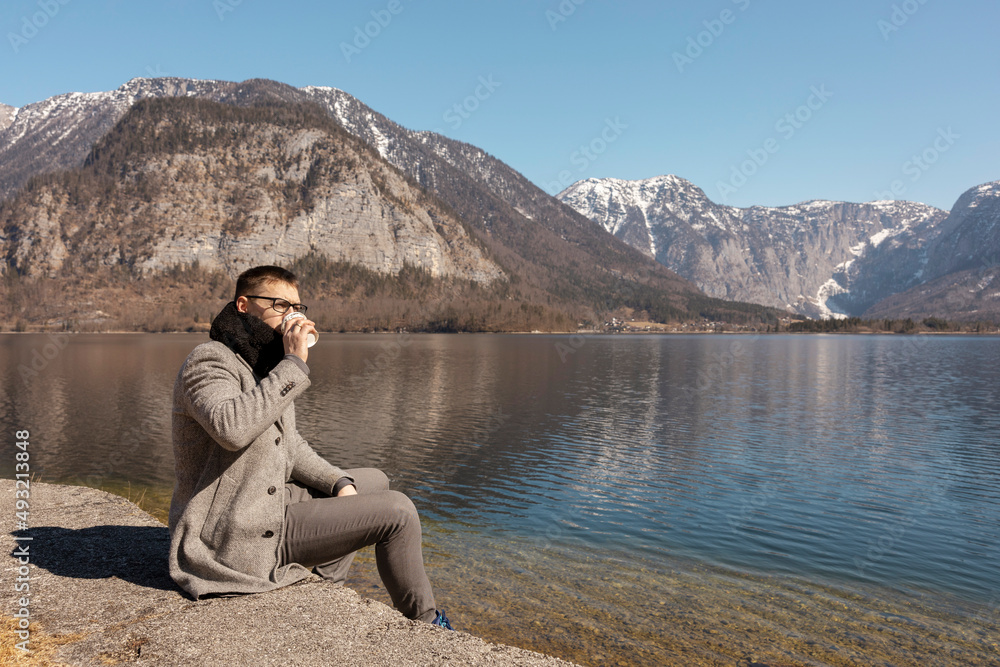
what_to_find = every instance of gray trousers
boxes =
[280,468,437,623]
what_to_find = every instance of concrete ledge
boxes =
[2,480,577,666]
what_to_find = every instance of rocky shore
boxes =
[2,480,577,666]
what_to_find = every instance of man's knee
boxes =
[348,468,390,492]
[370,469,390,491]
[385,490,419,526]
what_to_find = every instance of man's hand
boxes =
[282,316,318,363]
[336,484,358,497]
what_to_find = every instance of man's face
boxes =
[235,280,302,331]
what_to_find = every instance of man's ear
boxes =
[235,295,249,313]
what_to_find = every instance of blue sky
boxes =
[2,0,997,211]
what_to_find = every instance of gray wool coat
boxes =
[168,340,349,600]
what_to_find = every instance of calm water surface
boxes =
[2,333,999,665]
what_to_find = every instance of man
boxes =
[168,265,451,628]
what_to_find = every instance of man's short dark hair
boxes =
[234,265,299,301]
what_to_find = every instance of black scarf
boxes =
[209,301,286,378]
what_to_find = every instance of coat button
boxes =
[268,486,277,495]
[274,437,280,446]
[263,530,274,538]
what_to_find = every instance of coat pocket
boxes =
[200,472,239,548]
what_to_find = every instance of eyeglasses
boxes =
[245,295,308,315]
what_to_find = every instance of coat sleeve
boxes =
[284,402,353,495]
[179,342,312,452]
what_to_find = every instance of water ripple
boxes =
[3,333,999,666]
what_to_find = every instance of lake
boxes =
[2,332,999,665]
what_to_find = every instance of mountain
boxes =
[864,265,1000,322]
[863,180,1000,321]
[0,78,784,330]
[921,181,1000,280]
[0,104,16,133]
[294,85,699,314]
[557,175,951,318]
[1,97,501,284]
[0,79,232,202]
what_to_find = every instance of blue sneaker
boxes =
[431,609,454,630]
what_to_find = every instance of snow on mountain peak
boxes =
[299,85,346,95]
[0,104,17,133]
[966,180,1000,206]
[557,174,956,318]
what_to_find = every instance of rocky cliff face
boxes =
[5,77,995,323]
[0,77,723,323]
[922,181,1000,279]
[0,98,503,285]
[865,265,1000,322]
[862,181,1000,320]
[558,176,950,318]
[299,85,701,306]
[0,103,16,133]
[0,79,233,202]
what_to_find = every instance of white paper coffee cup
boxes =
[282,311,317,347]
